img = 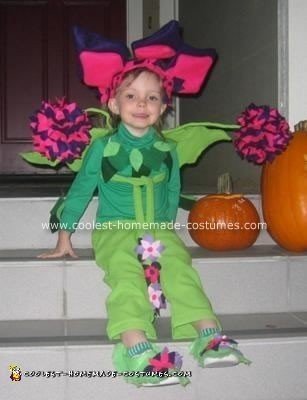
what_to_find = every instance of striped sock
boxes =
[127,341,153,357]
[199,327,220,338]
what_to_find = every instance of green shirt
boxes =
[60,123,180,231]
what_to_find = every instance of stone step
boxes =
[1,246,306,321]
[1,313,307,400]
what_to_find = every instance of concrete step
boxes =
[2,196,306,399]
[0,195,273,250]
[1,246,307,320]
[1,314,307,400]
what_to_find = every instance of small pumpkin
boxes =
[261,121,307,252]
[188,173,260,251]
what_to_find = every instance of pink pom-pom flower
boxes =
[30,98,91,163]
[234,103,292,165]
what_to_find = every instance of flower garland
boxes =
[135,234,166,316]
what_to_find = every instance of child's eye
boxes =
[125,93,135,100]
[148,95,159,102]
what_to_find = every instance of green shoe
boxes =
[190,334,251,368]
[113,343,190,387]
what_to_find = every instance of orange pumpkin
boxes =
[188,174,260,251]
[261,121,307,252]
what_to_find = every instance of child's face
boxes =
[108,71,167,137]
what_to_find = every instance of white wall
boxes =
[288,0,307,127]
[179,0,278,193]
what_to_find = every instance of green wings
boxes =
[21,107,238,172]
[163,122,238,168]
[163,121,238,211]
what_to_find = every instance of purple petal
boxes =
[142,234,154,244]
[174,352,183,369]
[151,282,161,291]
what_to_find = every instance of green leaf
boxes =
[129,148,143,172]
[20,152,59,167]
[153,141,174,152]
[163,122,236,167]
[103,141,120,157]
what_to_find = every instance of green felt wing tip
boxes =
[89,127,111,140]
[20,151,59,167]
[163,122,239,167]
[66,158,83,172]
[85,107,113,131]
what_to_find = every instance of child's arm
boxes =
[39,138,105,259]
[60,138,105,231]
[38,230,77,259]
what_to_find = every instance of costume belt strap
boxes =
[111,173,166,223]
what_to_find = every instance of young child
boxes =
[39,21,250,386]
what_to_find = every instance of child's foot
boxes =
[190,333,251,368]
[113,342,190,387]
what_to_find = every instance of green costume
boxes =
[60,122,219,339]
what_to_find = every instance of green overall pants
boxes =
[92,173,219,340]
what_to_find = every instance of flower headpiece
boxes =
[73,20,217,104]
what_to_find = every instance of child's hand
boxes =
[37,230,78,259]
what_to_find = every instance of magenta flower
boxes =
[30,98,91,163]
[201,334,238,356]
[234,103,292,165]
[144,263,160,283]
[148,347,175,371]
[136,234,164,261]
[144,348,183,374]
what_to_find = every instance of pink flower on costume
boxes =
[148,284,163,309]
[144,263,160,283]
[136,235,164,261]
